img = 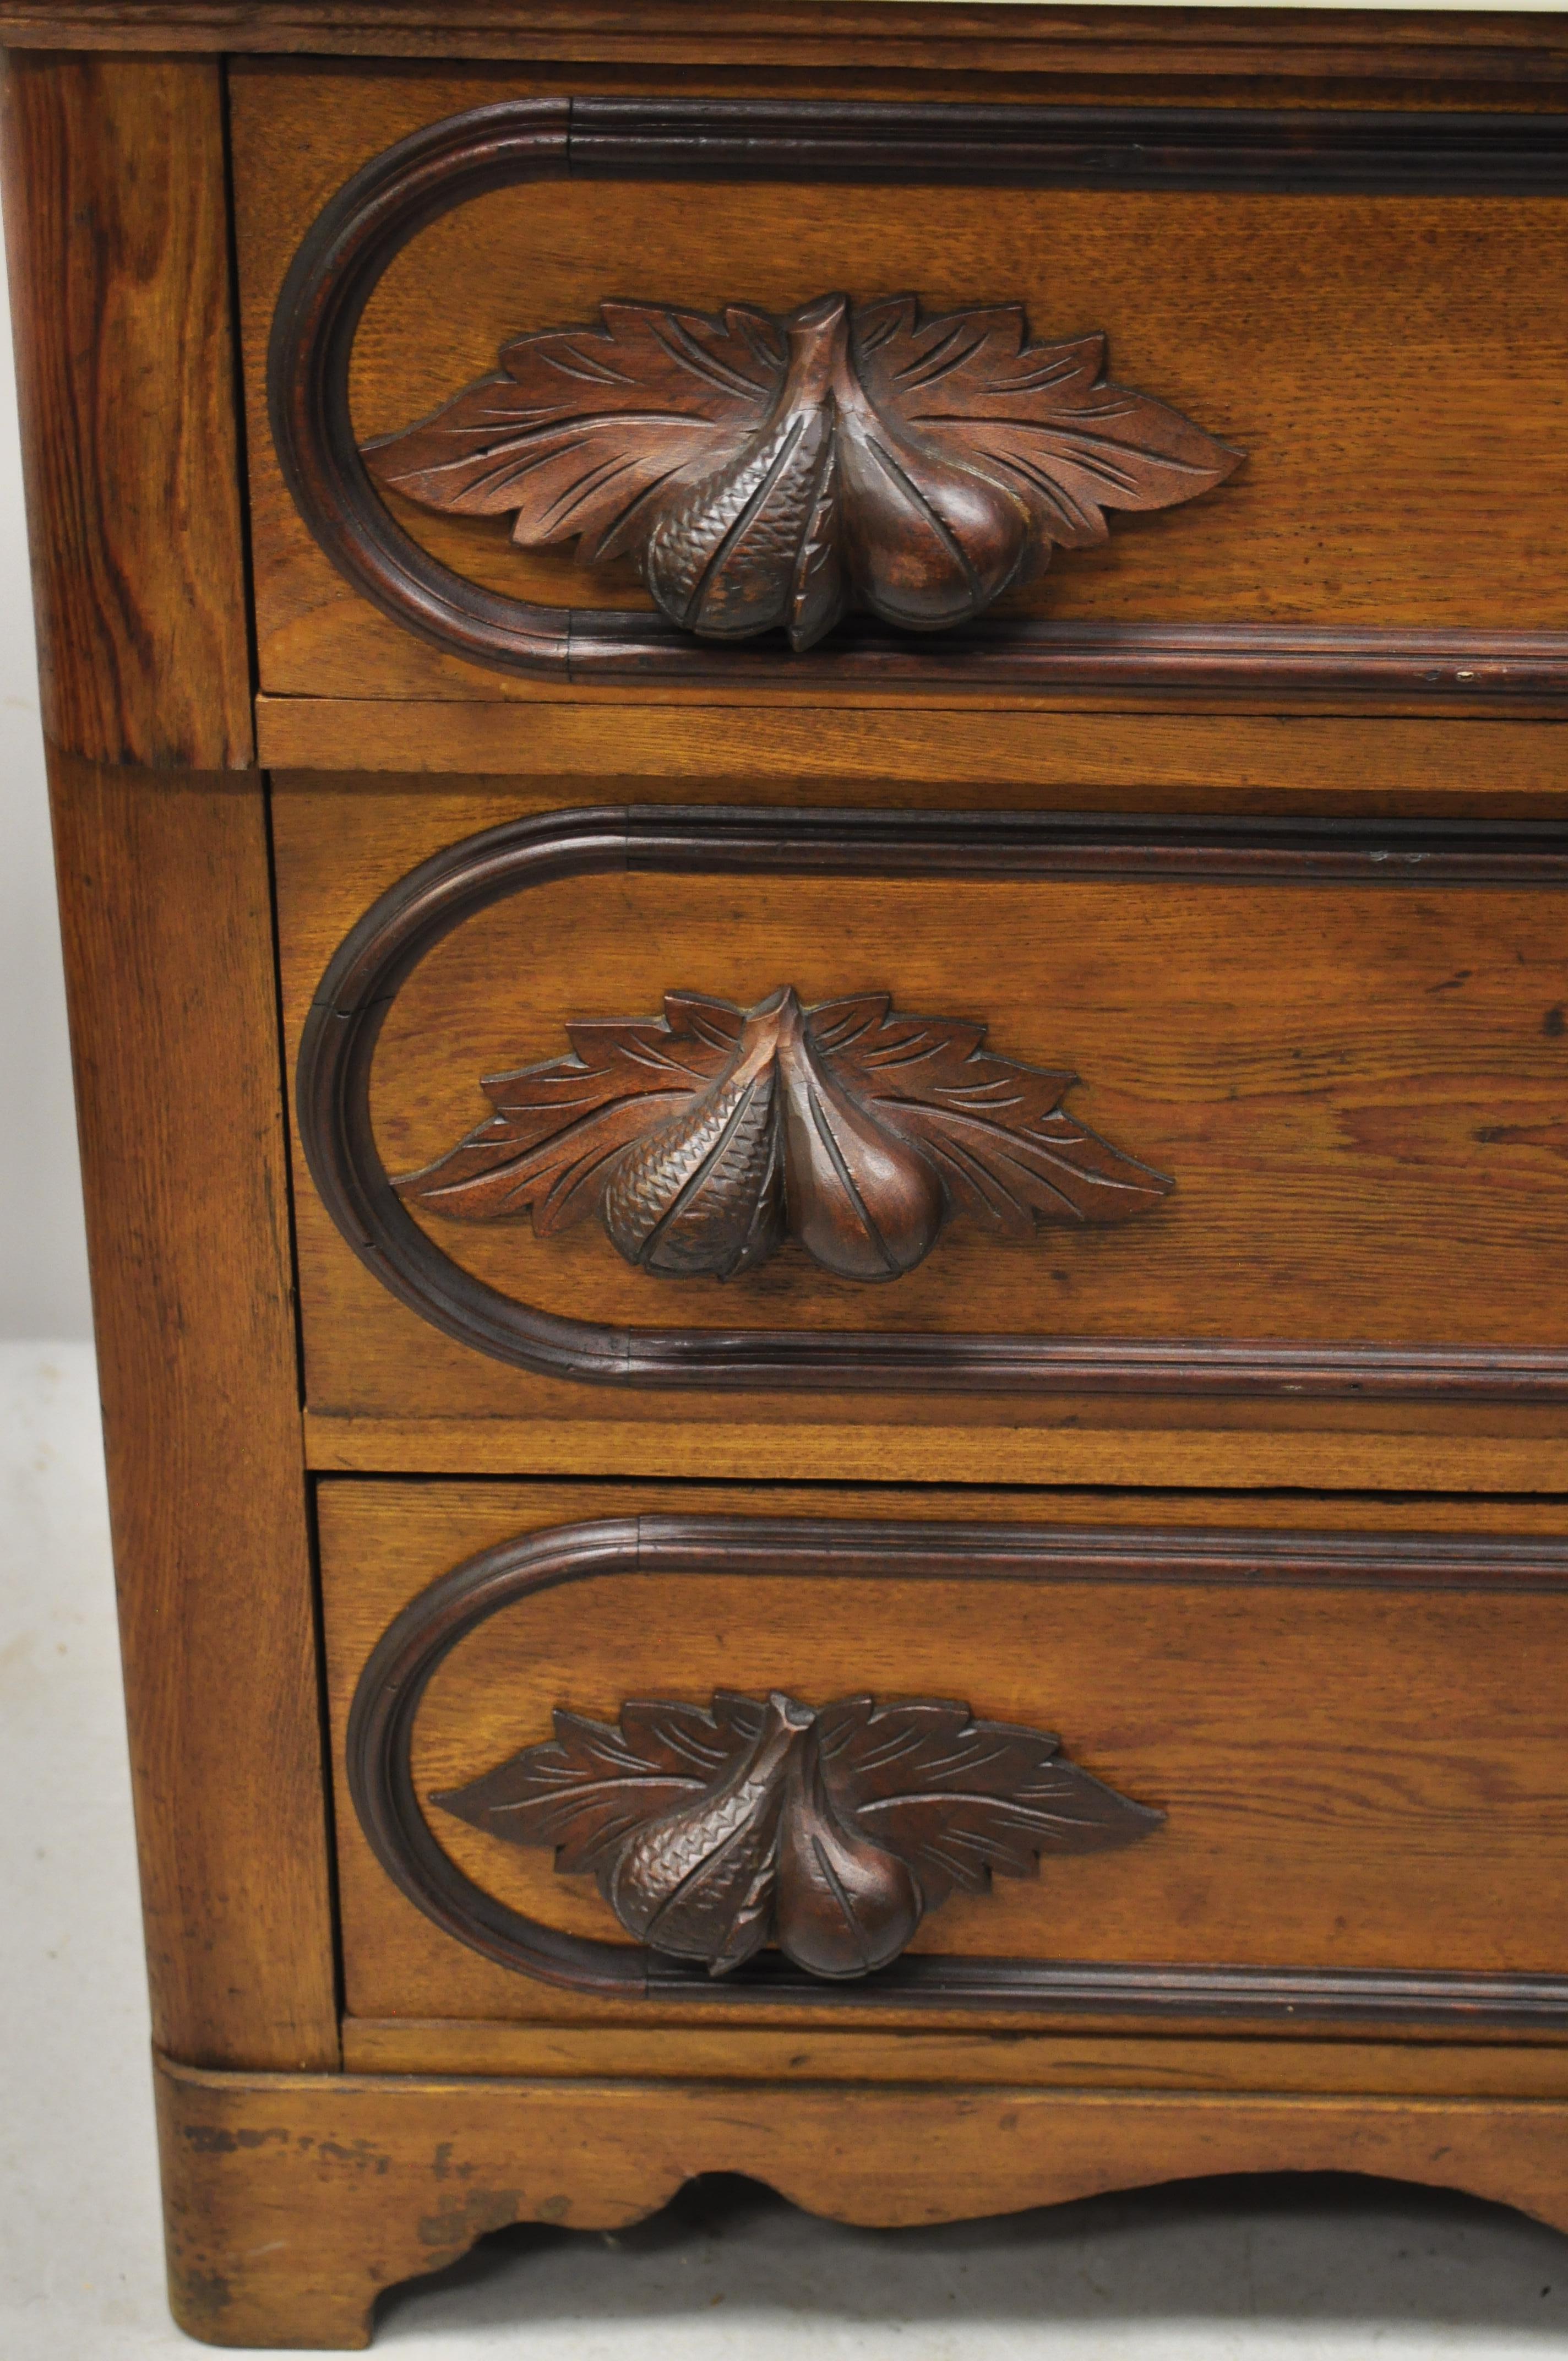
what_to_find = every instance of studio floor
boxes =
[6,1339,1568,2359]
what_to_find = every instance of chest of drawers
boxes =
[9,3,1568,2345]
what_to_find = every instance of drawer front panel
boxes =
[281,787,1568,1418]
[322,1479,1568,2028]
[235,63,1568,711]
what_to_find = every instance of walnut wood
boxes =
[48,754,336,2069]
[293,799,1568,1406]
[435,1686,1159,1979]
[11,3,1568,89]
[335,1490,1568,2024]
[0,53,252,768]
[154,2052,1568,2348]
[264,89,1568,701]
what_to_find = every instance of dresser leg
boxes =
[155,2047,1568,2348]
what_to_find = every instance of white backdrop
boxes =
[0,224,89,1342]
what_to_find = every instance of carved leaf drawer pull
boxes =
[364,292,1242,649]
[394,985,1172,1283]
[437,1690,1163,1981]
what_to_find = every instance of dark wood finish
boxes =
[265,90,1568,701]
[435,1687,1160,1978]
[334,1487,1568,2025]
[398,984,1169,1283]
[367,289,1239,650]
[295,799,1568,1403]
[154,2054,1568,2348]
[0,52,252,768]
[48,754,337,2069]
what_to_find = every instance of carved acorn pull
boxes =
[435,1689,1163,1981]
[395,986,1172,1282]
[364,291,1242,652]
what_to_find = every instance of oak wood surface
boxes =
[49,753,337,2070]
[302,1408,1568,1493]
[233,63,1568,711]
[273,779,1568,1421]
[0,53,252,767]
[342,2018,1568,2091]
[154,2050,1568,2348]
[253,704,1568,809]
[319,1479,1568,2030]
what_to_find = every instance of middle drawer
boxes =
[279,782,1568,1473]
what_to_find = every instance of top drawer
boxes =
[233,63,1568,721]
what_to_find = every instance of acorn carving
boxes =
[606,1693,925,1979]
[602,986,944,1283]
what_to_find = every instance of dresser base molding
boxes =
[155,2052,1568,2349]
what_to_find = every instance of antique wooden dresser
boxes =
[9,0,1568,2344]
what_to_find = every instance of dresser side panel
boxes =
[49,751,337,2069]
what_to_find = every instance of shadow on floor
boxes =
[373,2170,1568,2349]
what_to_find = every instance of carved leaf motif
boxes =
[812,993,1170,1233]
[364,291,1242,650]
[852,300,1239,554]
[816,1696,1164,1912]
[435,1697,755,1879]
[362,303,781,562]
[394,992,738,1234]
[434,1688,1163,1981]
[393,986,1172,1279]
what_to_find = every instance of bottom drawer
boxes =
[320,1481,1568,2039]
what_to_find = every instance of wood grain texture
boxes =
[341,2018,1568,2094]
[50,753,336,2069]
[251,703,1568,806]
[319,1479,1568,2030]
[302,1410,1568,1494]
[154,2051,1568,2348]
[234,64,1568,711]
[0,53,252,767]
[14,4,1568,88]
[281,788,1568,1413]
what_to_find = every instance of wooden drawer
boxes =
[233,61,1568,731]
[322,1477,1568,2044]
[279,777,1568,1483]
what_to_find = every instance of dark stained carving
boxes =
[363,292,1240,650]
[393,984,1172,1282]
[435,1687,1162,1980]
